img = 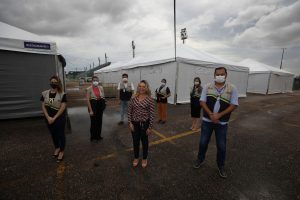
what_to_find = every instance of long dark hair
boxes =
[49,75,63,93]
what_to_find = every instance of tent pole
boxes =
[266,72,272,95]
[174,61,179,104]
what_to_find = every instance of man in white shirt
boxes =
[117,73,134,125]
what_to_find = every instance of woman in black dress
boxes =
[190,77,202,131]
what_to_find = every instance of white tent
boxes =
[238,59,294,94]
[0,22,66,119]
[95,45,249,104]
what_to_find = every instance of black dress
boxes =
[190,86,202,118]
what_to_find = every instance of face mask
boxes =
[93,81,99,86]
[215,75,226,83]
[194,81,200,85]
[161,82,166,86]
[50,83,58,89]
[123,78,128,82]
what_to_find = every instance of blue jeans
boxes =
[120,100,129,121]
[197,121,228,168]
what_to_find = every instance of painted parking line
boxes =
[151,129,176,144]
[95,129,200,161]
[283,122,300,128]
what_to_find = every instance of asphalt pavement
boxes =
[1,92,300,200]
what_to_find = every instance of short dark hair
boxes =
[92,75,99,80]
[122,73,128,78]
[194,77,201,83]
[161,78,166,83]
[214,67,227,75]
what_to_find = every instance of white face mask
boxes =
[161,82,166,86]
[215,75,226,83]
[123,78,128,82]
[93,81,99,86]
[194,81,200,85]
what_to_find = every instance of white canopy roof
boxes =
[238,58,294,76]
[0,21,57,55]
[96,44,248,73]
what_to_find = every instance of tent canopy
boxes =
[96,44,248,73]
[238,58,294,94]
[0,22,64,119]
[0,21,57,55]
[238,58,294,76]
[95,45,249,103]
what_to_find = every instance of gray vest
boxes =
[42,90,65,110]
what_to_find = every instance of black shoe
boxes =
[193,159,204,169]
[99,136,103,140]
[157,120,162,124]
[118,121,124,125]
[161,121,166,124]
[218,167,227,179]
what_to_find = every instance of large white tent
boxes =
[95,45,249,104]
[0,22,66,119]
[238,59,294,94]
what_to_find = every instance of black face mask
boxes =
[50,83,58,89]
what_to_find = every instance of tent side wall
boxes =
[268,73,294,94]
[247,73,270,94]
[0,50,57,119]
[139,62,177,104]
[96,62,177,104]
[177,62,248,103]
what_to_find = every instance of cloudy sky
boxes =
[0,0,300,75]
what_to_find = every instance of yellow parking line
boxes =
[152,129,176,144]
[149,129,200,146]
[283,122,300,128]
[96,129,200,161]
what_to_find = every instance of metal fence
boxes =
[293,77,300,90]
[102,83,118,98]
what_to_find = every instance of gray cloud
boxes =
[0,0,134,36]
[0,0,299,74]
[233,1,300,48]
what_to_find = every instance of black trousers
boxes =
[90,113,103,140]
[90,99,105,141]
[131,121,149,159]
[47,115,66,151]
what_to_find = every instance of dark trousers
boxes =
[197,121,228,168]
[47,116,66,151]
[89,99,104,141]
[90,112,103,140]
[131,121,149,159]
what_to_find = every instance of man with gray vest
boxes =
[117,73,135,125]
[193,67,238,179]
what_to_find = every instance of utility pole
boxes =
[132,40,136,58]
[98,57,101,66]
[280,48,286,69]
[93,62,94,68]
[105,53,108,63]
[174,0,176,61]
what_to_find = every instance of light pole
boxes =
[280,48,286,69]
[132,40,135,58]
